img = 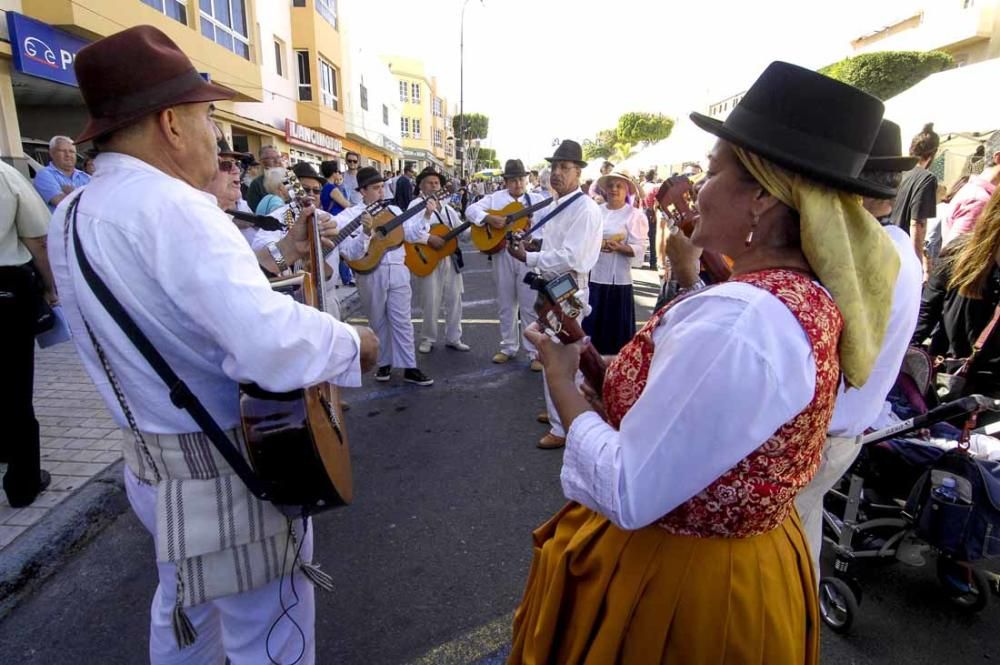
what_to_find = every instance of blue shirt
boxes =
[34,163,90,211]
[320,182,348,215]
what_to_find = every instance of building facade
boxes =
[384,55,446,173]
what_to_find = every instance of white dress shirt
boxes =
[406,197,462,243]
[524,190,602,298]
[590,204,647,286]
[464,189,549,226]
[560,281,817,530]
[828,225,923,436]
[47,152,361,434]
[336,202,418,266]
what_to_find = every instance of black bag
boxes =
[24,263,55,335]
[936,305,1000,401]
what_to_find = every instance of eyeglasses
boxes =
[346,159,359,164]
[300,187,323,195]
[218,159,238,172]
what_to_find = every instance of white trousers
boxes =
[417,259,464,345]
[356,264,416,369]
[491,251,537,357]
[794,435,863,581]
[323,280,341,320]
[124,468,315,665]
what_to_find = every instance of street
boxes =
[1,248,998,664]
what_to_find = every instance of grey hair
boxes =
[263,168,286,195]
[259,144,278,157]
[539,168,551,189]
[859,169,902,199]
[49,135,74,150]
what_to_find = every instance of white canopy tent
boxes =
[613,117,715,177]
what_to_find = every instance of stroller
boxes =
[818,348,1000,634]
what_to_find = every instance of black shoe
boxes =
[375,365,392,382]
[7,470,52,508]
[403,368,434,386]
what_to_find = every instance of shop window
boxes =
[319,58,339,111]
[296,50,312,101]
[316,0,338,29]
[360,83,368,111]
[199,0,251,60]
[399,80,408,103]
[231,134,250,154]
[141,0,187,24]
[413,119,421,139]
[411,82,420,104]
[383,104,389,125]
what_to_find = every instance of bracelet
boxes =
[266,241,289,273]
[675,277,706,296]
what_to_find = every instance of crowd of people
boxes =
[3,20,1000,665]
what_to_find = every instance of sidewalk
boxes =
[0,343,122,551]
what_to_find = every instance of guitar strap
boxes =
[435,205,464,272]
[67,193,277,504]
[524,191,585,237]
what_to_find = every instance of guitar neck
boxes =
[506,197,551,224]
[440,220,472,242]
[554,317,607,394]
[326,202,387,256]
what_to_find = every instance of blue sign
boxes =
[6,12,90,87]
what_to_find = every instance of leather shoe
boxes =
[418,340,433,354]
[536,411,550,424]
[446,340,471,352]
[492,352,511,364]
[537,434,566,449]
[529,359,543,372]
[7,470,52,508]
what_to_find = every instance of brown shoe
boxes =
[537,433,566,449]
[536,411,550,424]
[529,359,543,372]
[492,352,511,364]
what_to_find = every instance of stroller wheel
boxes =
[819,577,858,633]
[936,559,990,613]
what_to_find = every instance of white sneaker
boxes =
[446,340,471,352]
[418,340,433,354]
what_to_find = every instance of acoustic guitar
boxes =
[345,189,455,274]
[469,197,553,254]
[404,220,472,277]
[239,169,353,510]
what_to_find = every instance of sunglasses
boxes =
[346,159,359,164]
[218,159,239,172]
[299,186,323,195]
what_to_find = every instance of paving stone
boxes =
[0,524,27,549]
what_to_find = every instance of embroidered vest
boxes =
[602,269,843,538]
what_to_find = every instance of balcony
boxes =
[852,3,995,55]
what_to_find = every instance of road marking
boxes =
[408,611,513,665]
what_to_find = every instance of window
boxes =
[316,0,338,28]
[412,119,421,138]
[319,58,338,110]
[433,97,443,117]
[401,117,410,137]
[142,0,187,23]
[399,80,408,103]
[383,104,389,125]
[360,83,368,111]
[296,50,312,101]
[273,39,284,77]
[411,82,420,104]
[292,0,305,5]
[434,129,442,147]
[199,0,250,60]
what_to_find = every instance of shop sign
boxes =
[284,119,343,156]
[382,135,403,155]
[6,12,89,87]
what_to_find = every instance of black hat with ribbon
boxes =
[355,166,385,191]
[415,166,447,188]
[544,140,588,168]
[291,161,323,182]
[864,119,919,173]
[689,61,893,198]
[502,159,528,179]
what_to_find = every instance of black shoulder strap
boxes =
[524,191,585,237]
[67,193,275,502]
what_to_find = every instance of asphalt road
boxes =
[1,248,998,664]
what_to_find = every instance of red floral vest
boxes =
[602,269,843,538]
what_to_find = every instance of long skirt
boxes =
[509,502,820,665]
[582,282,635,355]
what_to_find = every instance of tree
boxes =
[476,147,499,170]
[819,50,954,100]
[616,112,674,147]
[583,128,618,160]
[452,113,489,140]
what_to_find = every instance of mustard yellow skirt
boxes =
[509,503,819,665]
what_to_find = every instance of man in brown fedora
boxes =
[46,25,376,664]
[507,140,602,448]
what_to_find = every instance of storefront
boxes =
[285,118,343,170]
[214,108,288,161]
[382,136,403,173]
[402,148,442,174]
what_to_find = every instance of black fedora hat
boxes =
[415,166,447,188]
[545,140,588,168]
[217,137,249,160]
[291,161,323,182]
[502,159,528,179]
[689,61,893,199]
[865,119,918,172]
[355,166,385,191]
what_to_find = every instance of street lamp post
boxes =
[459,0,482,182]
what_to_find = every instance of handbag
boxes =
[936,305,1000,401]
[25,262,56,335]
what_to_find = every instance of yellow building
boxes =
[851,0,1000,65]
[0,0,267,170]
[384,55,446,172]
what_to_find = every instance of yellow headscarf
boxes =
[731,146,899,388]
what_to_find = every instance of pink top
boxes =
[943,176,996,245]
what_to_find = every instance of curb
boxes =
[0,460,129,620]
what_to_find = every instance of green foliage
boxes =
[477,147,496,162]
[453,113,489,140]
[583,129,618,160]
[819,50,954,100]
[616,112,675,146]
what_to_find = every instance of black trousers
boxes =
[645,208,657,269]
[0,265,42,502]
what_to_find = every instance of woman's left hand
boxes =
[524,323,584,383]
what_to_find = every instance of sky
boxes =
[349,0,924,166]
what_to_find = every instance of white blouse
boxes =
[589,204,647,286]
[560,281,817,530]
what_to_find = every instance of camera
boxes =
[524,271,579,305]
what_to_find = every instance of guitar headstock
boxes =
[656,175,699,235]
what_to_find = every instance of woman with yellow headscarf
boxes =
[508,62,899,664]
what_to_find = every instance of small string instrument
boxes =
[657,176,733,284]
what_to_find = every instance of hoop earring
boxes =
[745,213,760,247]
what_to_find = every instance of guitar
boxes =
[526,271,607,394]
[345,189,456,274]
[404,219,472,277]
[238,168,353,510]
[657,176,733,284]
[469,197,552,254]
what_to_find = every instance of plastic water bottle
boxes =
[932,476,962,504]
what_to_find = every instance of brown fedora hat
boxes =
[74,25,235,144]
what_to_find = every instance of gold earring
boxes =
[745,212,760,247]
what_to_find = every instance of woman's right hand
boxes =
[666,225,703,287]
